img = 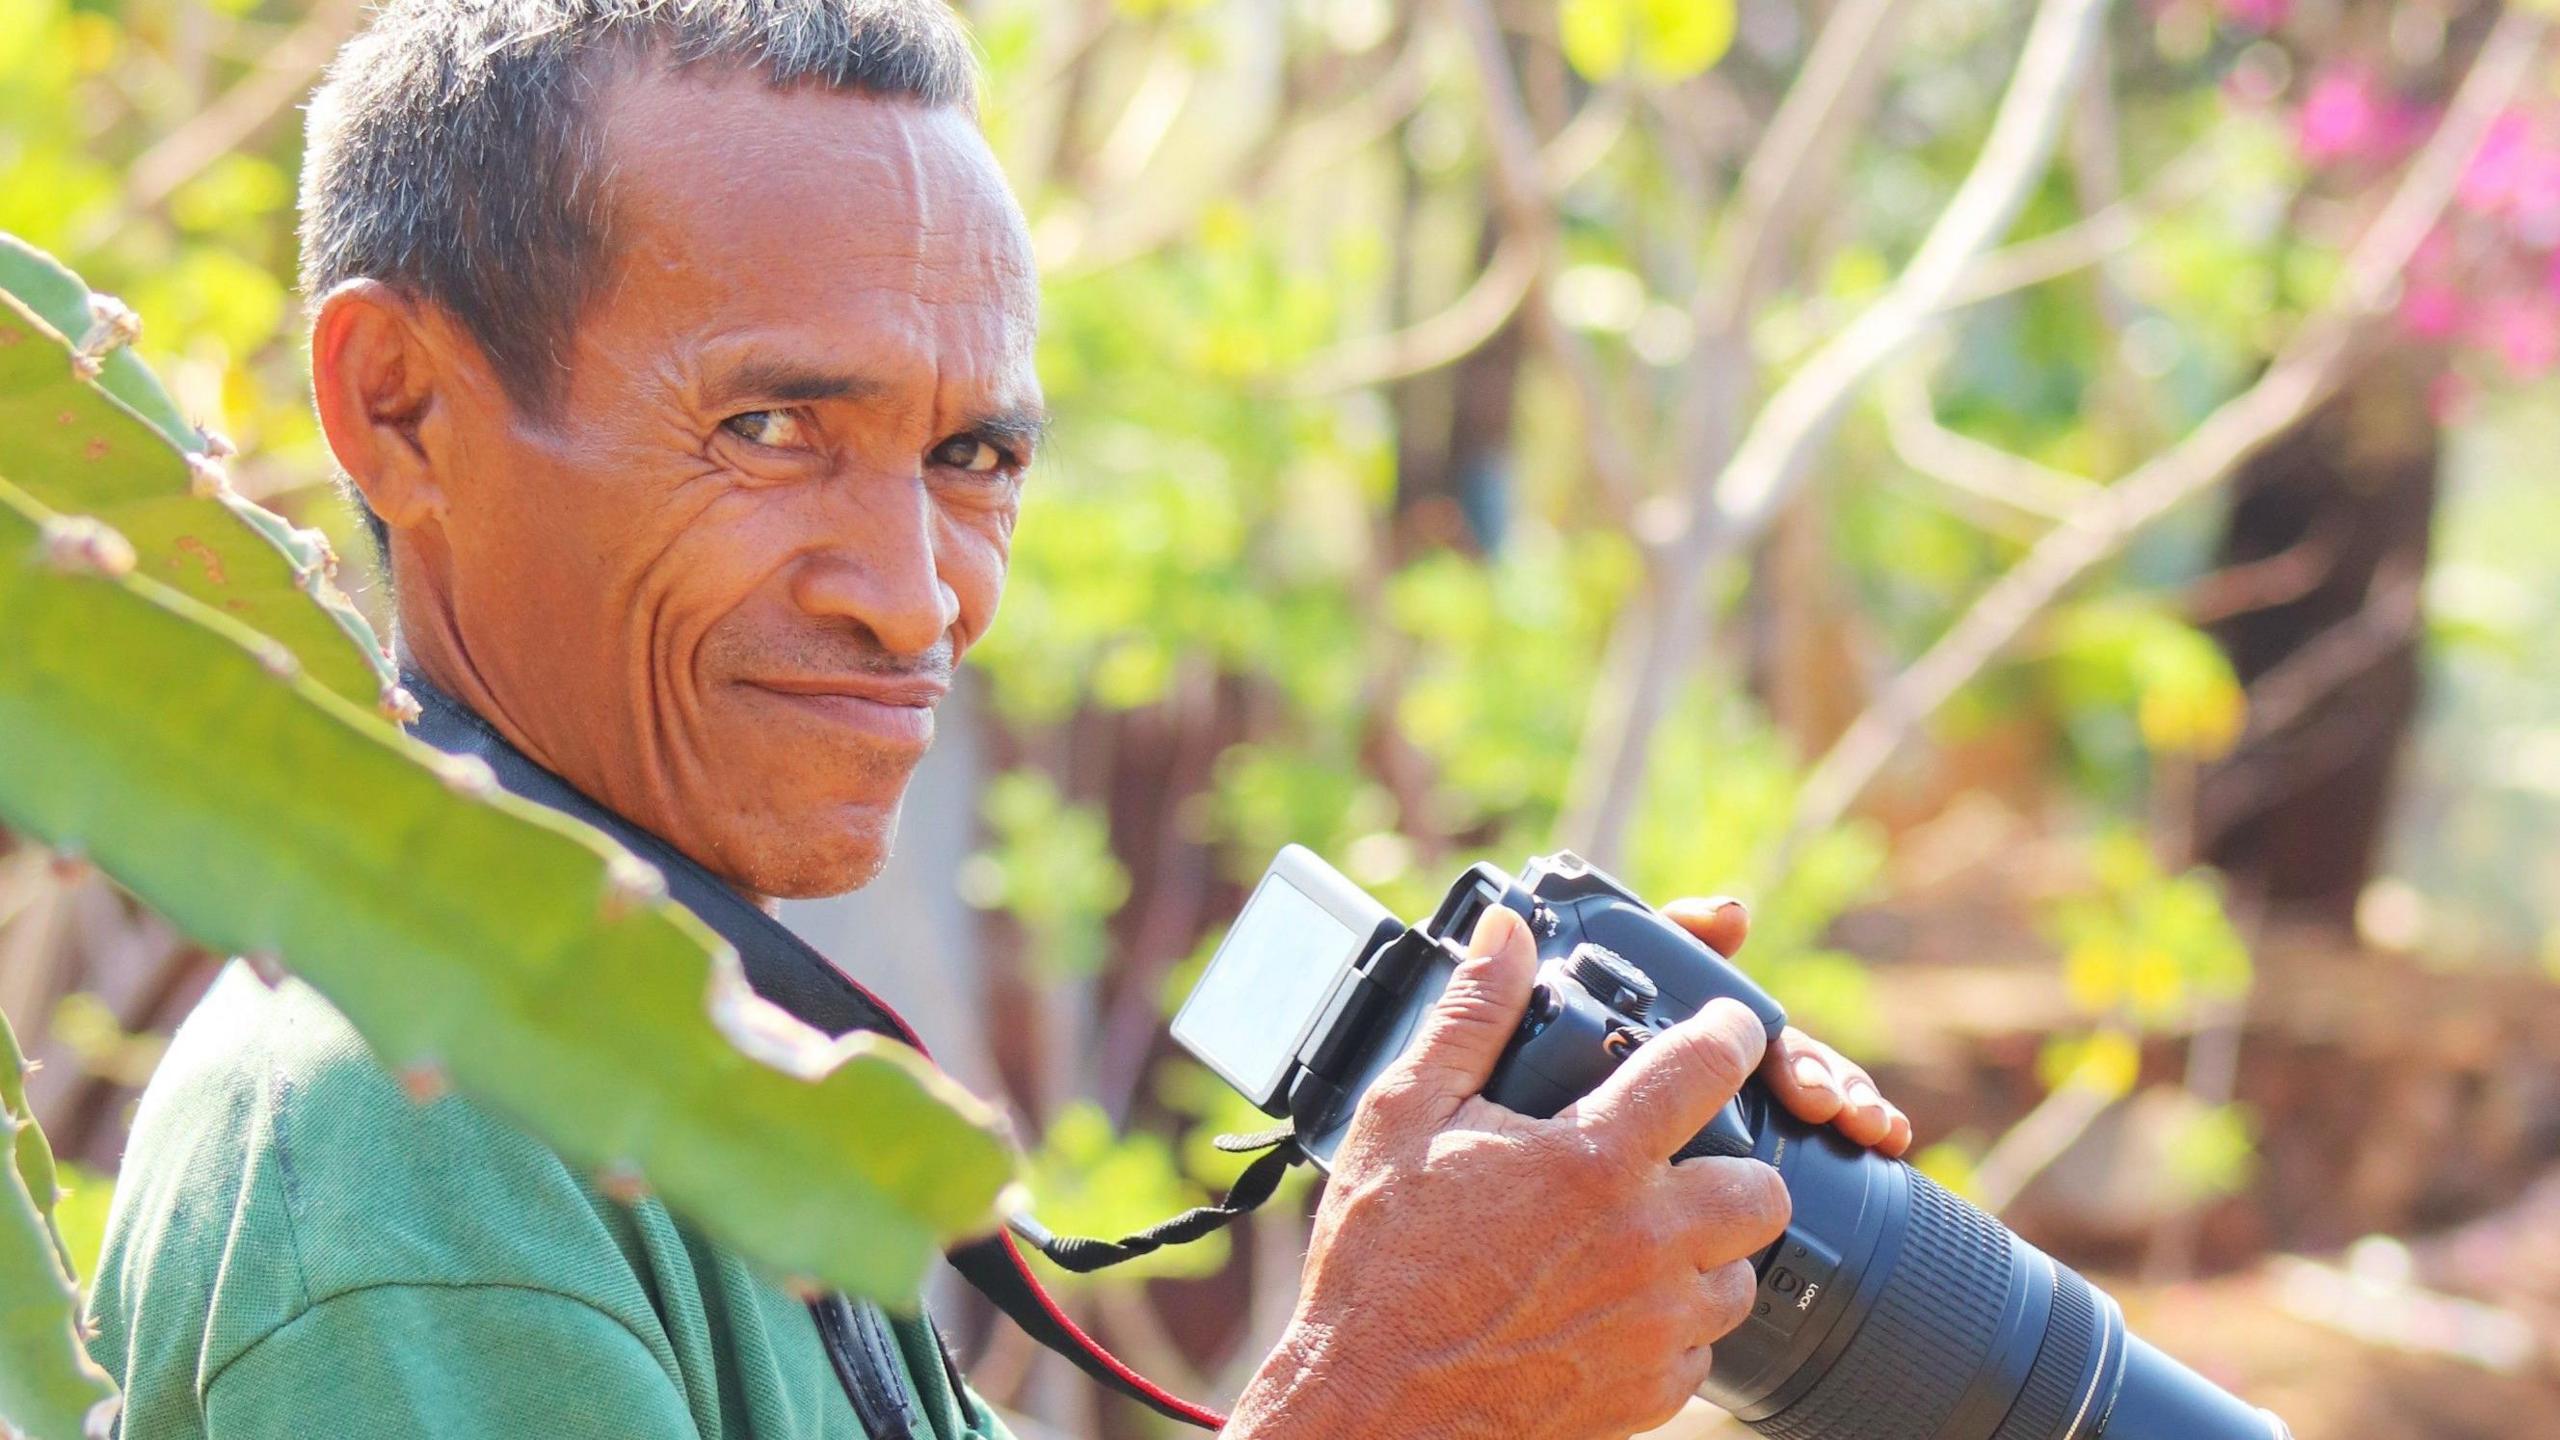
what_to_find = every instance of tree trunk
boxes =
[2192,353,2441,927]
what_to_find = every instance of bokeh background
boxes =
[6,0,2560,1435]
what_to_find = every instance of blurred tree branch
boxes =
[1693,0,1914,340]
[1040,27,1432,279]
[1444,0,1644,524]
[1561,0,2117,861]
[1882,366,2105,523]
[1785,4,2551,852]
[92,0,361,244]
[1285,223,1534,398]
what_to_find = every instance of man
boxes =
[86,2,1914,1435]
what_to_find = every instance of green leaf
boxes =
[0,477,1021,1308]
[0,235,401,716]
[1022,1102,1229,1284]
[957,773,1129,980]
[0,1010,115,1440]
[2163,1100,2257,1201]
[2051,600,2246,760]
[0,1005,73,1276]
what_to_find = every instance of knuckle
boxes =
[1628,1198,1685,1261]
[1357,1072,1433,1128]
[1430,988,1514,1045]
[1549,1125,1629,1191]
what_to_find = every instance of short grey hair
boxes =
[300,0,979,552]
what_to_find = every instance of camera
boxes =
[1173,846,2294,1440]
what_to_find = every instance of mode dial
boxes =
[1566,943,1657,1021]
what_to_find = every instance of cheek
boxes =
[938,503,1015,648]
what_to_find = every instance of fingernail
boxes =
[1790,1055,1835,1093]
[1845,1076,1882,1112]
[1703,896,1747,920]
[1466,906,1517,954]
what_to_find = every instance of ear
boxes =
[309,280,452,535]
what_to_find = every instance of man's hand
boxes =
[1662,897,1912,1159]
[1223,898,1907,1440]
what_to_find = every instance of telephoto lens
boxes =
[1168,846,2297,1440]
[1697,1089,2292,1440]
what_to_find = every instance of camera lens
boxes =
[1698,1099,2286,1440]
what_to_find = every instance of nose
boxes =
[787,472,959,658]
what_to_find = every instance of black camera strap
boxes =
[1006,1126,1306,1274]
[402,675,1229,1433]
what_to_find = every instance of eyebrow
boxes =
[704,360,890,408]
[702,357,1049,450]
[964,405,1051,453]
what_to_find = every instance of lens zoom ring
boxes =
[1988,1262,2099,1440]
[1750,1173,2015,1440]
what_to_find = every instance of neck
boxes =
[399,667,778,915]
[394,578,569,791]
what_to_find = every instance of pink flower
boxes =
[2221,0,2288,29]
[2510,154,2560,247]
[2480,302,2560,378]
[2459,111,2535,214]
[2297,69,2388,166]
[2401,283,2465,340]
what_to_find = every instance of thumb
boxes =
[1396,905,1539,1099]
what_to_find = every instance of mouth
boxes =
[739,674,945,747]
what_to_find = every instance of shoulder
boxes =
[92,965,665,1403]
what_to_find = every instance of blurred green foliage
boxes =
[12,8,2560,1429]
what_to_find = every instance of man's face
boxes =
[407,66,1040,898]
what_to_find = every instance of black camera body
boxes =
[1171,845,1783,1168]
[1173,846,2293,1440]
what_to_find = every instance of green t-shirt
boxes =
[85,962,1012,1440]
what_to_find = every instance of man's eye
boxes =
[931,435,1009,474]
[722,409,810,449]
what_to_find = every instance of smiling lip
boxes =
[743,675,946,745]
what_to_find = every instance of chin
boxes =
[722,798,902,901]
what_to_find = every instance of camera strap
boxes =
[402,675,1230,1433]
[1004,1125,1307,1273]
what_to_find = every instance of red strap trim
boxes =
[994,1233,1232,1430]
[835,969,1230,1429]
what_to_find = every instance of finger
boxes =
[1662,895,1750,959]
[1672,1157,1792,1267]
[1569,997,1767,1160]
[1881,1105,1914,1158]
[1760,1026,1846,1126]
[1789,1033,1894,1149]
[1691,1255,1764,1342]
[1831,1062,1893,1149]
[1393,905,1539,1100]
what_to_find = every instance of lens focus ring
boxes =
[1988,1261,2101,1440]
[1748,1172,2017,1440]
